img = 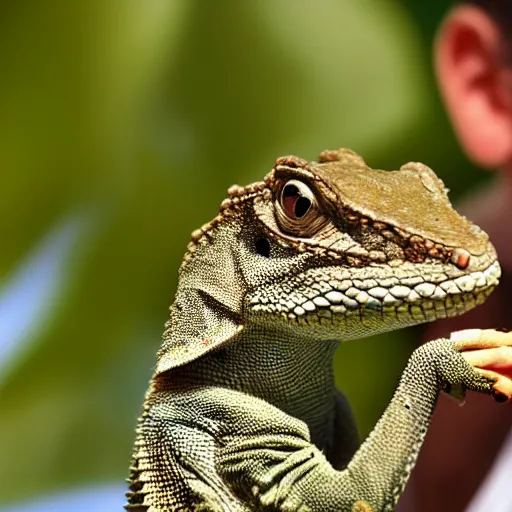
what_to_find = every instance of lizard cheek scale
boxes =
[126,147,506,512]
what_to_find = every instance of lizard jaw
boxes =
[247,260,501,338]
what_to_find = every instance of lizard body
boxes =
[126,148,502,511]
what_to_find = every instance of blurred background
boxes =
[0,0,491,510]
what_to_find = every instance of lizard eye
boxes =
[275,179,326,237]
[281,181,313,219]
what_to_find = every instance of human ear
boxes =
[435,5,512,168]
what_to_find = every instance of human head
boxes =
[435,1,512,169]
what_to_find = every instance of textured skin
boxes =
[126,148,501,511]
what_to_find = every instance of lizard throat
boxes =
[163,328,340,451]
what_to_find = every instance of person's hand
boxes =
[451,329,512,401]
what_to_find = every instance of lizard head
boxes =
[248,148,500,335]
[155,148,500,373]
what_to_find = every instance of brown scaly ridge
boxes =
[269,153,455,266]
[182,150,457,271]
[180,181,267,270]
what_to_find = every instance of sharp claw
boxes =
[473,367,512,400]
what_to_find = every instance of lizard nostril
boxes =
[451,248,470,270]
[255,237,270,258]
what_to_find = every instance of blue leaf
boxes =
[0,484,126,512]
[0,211,92,381]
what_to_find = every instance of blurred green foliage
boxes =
[0,0,488,505]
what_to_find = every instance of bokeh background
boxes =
[0,1,490,510]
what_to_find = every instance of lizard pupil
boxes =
[294,197,311,218]
[283,183,299,198]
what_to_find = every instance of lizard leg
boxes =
[127,392,248,512]
[219,334,503,512]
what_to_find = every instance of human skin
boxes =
[400,5,512,511]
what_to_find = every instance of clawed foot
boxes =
[450,328,512,402]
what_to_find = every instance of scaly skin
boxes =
[126,148,502,511]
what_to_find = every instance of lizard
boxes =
[125,147,508,512]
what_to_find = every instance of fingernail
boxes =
[494,392,509,403]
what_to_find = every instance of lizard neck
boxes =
[179,325,339,450]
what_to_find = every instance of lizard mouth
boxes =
[248,260,501,331]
